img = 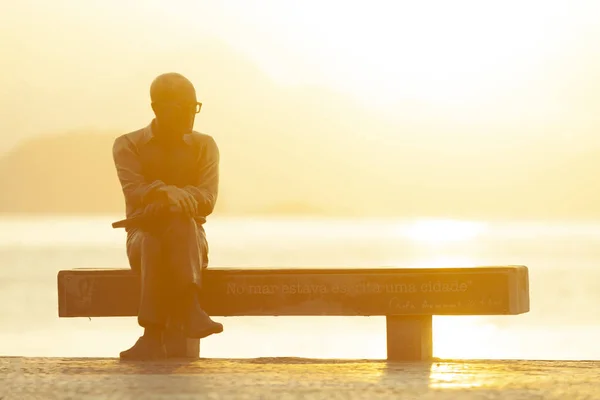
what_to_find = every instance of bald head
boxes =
[150,72,196,104]
[149,72,199,139]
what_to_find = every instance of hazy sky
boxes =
[3,1,600,216]
[2,0,600,150]
[5,1,600,98]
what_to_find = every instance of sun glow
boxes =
[428,361,486,389]
[400,219,487,244]
[433,317,500,360]
[156,0,581,110]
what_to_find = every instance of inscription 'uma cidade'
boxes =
[226,280,472,296]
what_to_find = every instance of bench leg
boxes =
[164,327,200,359]
[386,315,433,361]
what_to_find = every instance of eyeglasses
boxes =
[154,101,202,114]
[192,102,202,114]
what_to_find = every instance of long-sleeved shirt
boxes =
[112,120,219,227]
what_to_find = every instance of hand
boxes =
[160,186,198,216]
[143,202,165,216]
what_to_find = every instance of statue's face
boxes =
[152,82,201,139]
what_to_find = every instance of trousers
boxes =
[125,214,209,328]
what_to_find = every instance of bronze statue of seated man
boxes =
[112,72,222,360]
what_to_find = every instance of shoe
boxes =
[119,335,167,361]
[185,301,224,339]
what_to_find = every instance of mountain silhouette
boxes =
[2,34,600,219]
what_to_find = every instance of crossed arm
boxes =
[182,135,219,216]
[112,135,219,217]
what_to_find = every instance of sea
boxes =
[1,215,599,361]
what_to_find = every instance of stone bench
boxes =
[57,266,530,361]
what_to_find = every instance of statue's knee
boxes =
[141,233,162,248]
[127,231,161,273]
[165,214,197,235]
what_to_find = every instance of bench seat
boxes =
[57,266,529,361]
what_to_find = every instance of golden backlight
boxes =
[401,219,487,243]
[3,1,599,363]
[399,219,492,359]
[146,0,588,110]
